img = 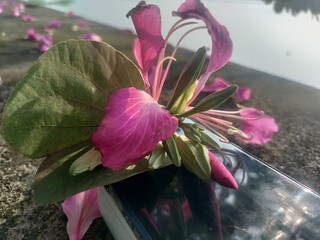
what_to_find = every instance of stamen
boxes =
[204,109,262,121]
[156,25,207,100]
[153,56,177,100]
[194,113,233,127]
[165,20,198,43]
[190,116,230,143]
[227,127,252,140]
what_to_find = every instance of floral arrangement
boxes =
[1,0,278,239]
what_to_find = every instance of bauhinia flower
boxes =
[62,188,101,240]
[90,0,278,193]
[91,0,256,188]
[203,77,252,102]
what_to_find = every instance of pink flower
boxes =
[203,77,252,102]
[17,2,24,12]
[92,88,178,170]
[22,15,36,22]
[48,19,61,28]
[76,19,90,28]
[11,5,20,16]
[27,28,41,41]
[79,32,102,42]
[38,35,53,53]
[62,188,101,240]
[209,152,238,189]
[65,11,76,17]
[11,2,24,17]
[238,107,278,144]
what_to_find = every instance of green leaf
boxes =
[167,47,207,113]
[1,40,145,158]
[163,136,181,167]
[175,136,211,182]
[35,146,171,205]
[69,148,102,176]
[179,85,238,118]
[148,144,172,169]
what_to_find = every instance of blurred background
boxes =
[44,0,320,89]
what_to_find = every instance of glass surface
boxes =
[112,142,320,239]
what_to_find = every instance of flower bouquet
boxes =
[1,0,278,239]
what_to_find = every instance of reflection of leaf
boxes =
[2,40,145,158]
[35,147,160,205]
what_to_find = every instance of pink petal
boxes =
[173,0,233,99]
[76,19,90,27]
[22,15,36,22]
[27,28,41,41]
[38,35,53,53]
[236,87,251,102]
[202,77,251,102]
[62,188,101,240]
[17,3,24,12]
[239,107,278,145]
[79,32,102,42]
[209,152,238,189]
[12,6,20,17]
[49,19,62,28]
[92,87,178,170]
[65,11,76,17]
[202,77,230,92]
[129,4,165,74]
